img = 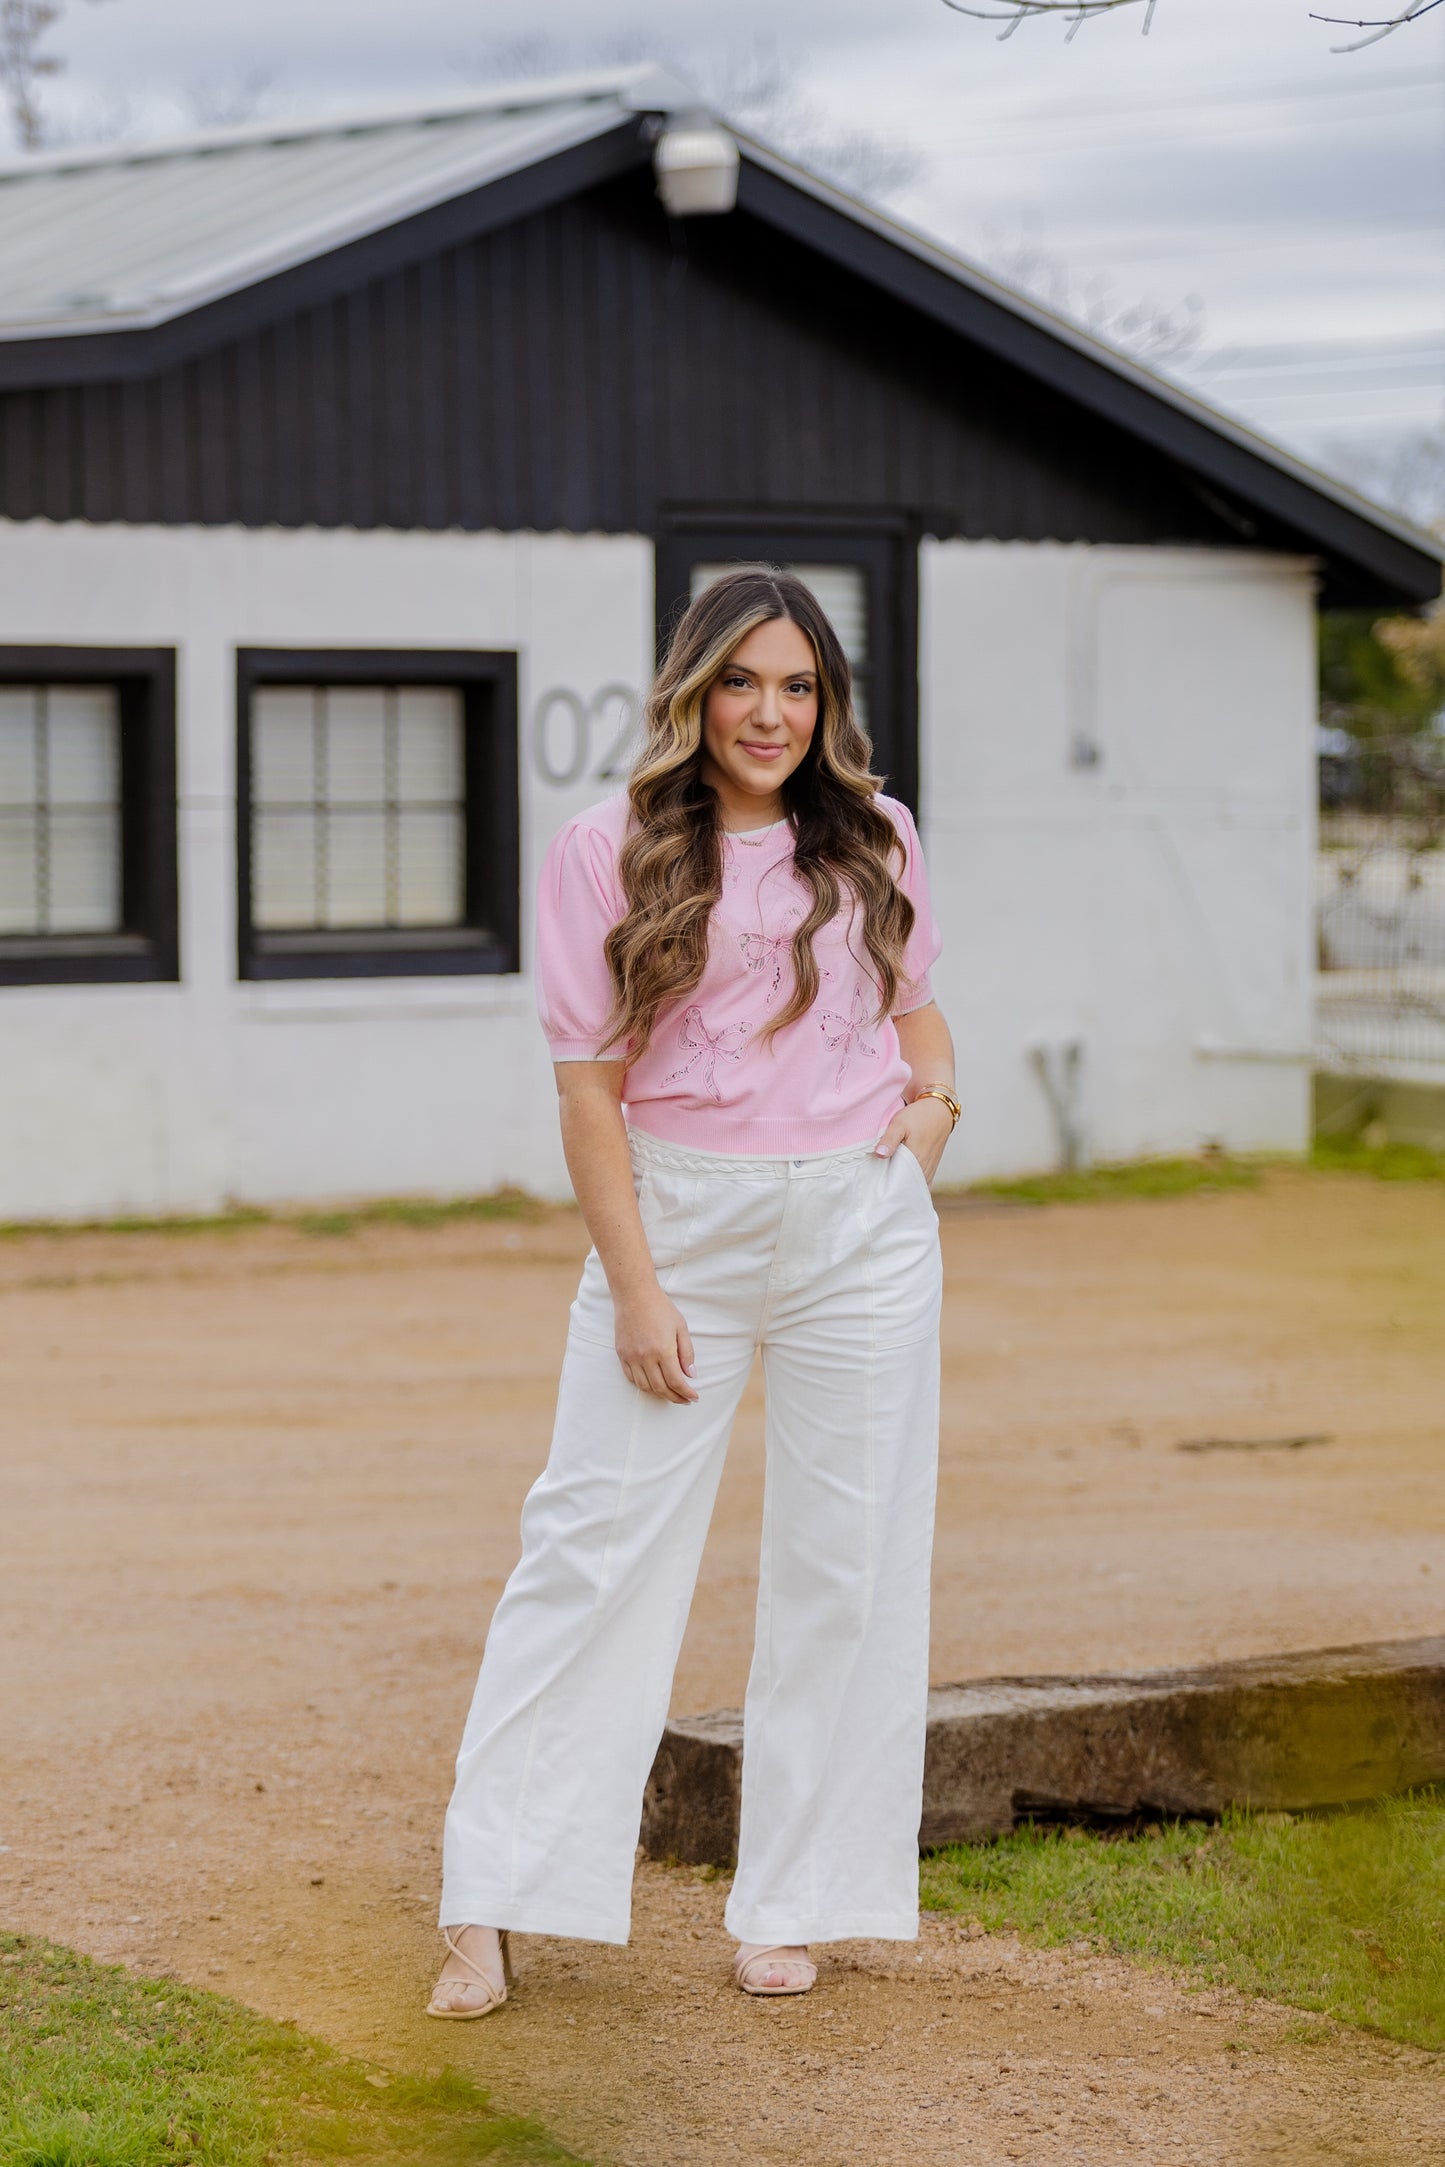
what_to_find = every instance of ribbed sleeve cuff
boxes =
[545,1038,614,1061]
[894,974,935,1016]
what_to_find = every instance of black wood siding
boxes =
[0,167,1303,559]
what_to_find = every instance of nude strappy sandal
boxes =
[733,1944,817,1997]
[426,1927,513,2020]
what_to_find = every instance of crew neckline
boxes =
[723,816,790,843]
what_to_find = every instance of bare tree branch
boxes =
[38,84,129,146]
[0,2,62,148]
[939,0,1157,40]
[1313,426,1445,532]
[455,28,924,200]
[979,226,1205,364]
[942,0,1437,41]
[184,64,277,131]
[0,0,115,152]
[1309,0,1443,52]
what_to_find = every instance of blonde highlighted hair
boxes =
[602,565,916,1055]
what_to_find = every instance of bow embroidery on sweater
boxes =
[818,985,880,1091]
[663,1006,751,1101]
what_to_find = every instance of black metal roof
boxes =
[0,94,1435,608]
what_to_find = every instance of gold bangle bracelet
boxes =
[912,1084,961,1129]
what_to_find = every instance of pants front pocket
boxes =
[635,1161,701,1274]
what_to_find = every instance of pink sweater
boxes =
[537,794,942,1157]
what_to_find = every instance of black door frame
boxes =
[654,514,919,814]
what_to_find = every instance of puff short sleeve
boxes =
[536,813,626,1060]
[886,798,942,1015]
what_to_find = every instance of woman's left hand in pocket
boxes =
[873,1095,955,1184]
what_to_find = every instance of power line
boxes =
[912,93,1441,152]
[1016,226,1445,263]
[1196,330,1445,364]
[892,63,1445,141]
[1199,384,1442,414]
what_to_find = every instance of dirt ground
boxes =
[2,1168,1444,2163]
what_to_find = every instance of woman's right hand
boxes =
[614,1282,698,1404]
[551,1064,698,1406]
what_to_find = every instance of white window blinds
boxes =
[0,684,123,935]
[251,684,466,932]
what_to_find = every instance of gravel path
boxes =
[2,1170,1442,2162]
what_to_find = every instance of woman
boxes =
[429,566,957,2012]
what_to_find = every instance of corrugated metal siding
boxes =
[0,168,1246,547]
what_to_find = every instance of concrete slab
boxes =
[640,1636,1445,1864]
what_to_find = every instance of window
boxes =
[0,684,121,934]
[236,650,518,980]
[251,685,466,933]
[657,525,916,809]
[0,648,178,987]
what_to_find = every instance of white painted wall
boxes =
[919,541,1318,1182]
[0,519,653,1217]
[0,523,1318,1217]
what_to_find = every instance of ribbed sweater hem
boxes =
[625,1107,892,1159]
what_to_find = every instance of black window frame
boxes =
[655,517,919,814]
[236,647,519,981]
[0,645,178,988]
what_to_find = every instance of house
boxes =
[0,65,1438,1216]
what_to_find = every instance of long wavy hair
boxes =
[601,565,916,1056]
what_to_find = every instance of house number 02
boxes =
[530,684,641,787]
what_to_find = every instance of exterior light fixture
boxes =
[653,117,739,217]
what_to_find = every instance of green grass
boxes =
[290,1192,541,1239]
[964,1136,1445,1205]
[921,1790,1445,2050]
[0,1934,585,2167]
[967,1154,1263,1206]
[0,1208,278,1242]
[0,1191,545,1244]
[6,1142,1439,1241]
[1310,1135,1445,1183]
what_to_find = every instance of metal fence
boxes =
[1316,737,1445,1077]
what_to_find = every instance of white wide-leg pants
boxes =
[440,1131,942,1947]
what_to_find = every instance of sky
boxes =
[26,0,1445,520]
